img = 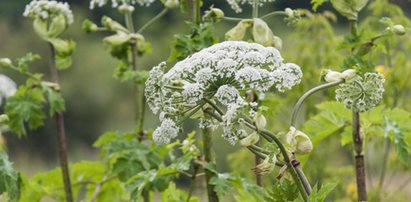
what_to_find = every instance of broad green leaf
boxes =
[161,182,199,202]
[209,173,234,198]
[33,18,48,40]
[0,151,22,201]
[265,179,299,202]
[5,86,46,137]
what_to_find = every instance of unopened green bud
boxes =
[324,70,343,82]
[272,35,283,50]
[0,58,12,68]
[254,114,267,130]
[252,18,275,47]
[203,8,225,22]
[82,19,99,33]
[225,19,252,41]
[0,114,9,123]
[103,32,131,46]
[341,69,356,82]
[392,24,406,35]
[165,0,179,9]
[48,15,67,38]
[101,16,129,33]
[239,132,259,147]
[294,130,313,155]
[285,8,293,17]
[118,4,135,13]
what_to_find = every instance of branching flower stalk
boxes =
[146,41,307,200]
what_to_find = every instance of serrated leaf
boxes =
[5,86,46,137]
[209,173,234,198]
[17,53,41,74]
[265,179,299,202]
[43,87,65,115]
[307,183,337,202]
[0,151,23,201]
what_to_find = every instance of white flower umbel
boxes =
[24,0,74,25]
[226,0,275,13]
[90,0,155,9]
[0,75,17,106]
[146,41,302,144]
[152,118,179,144]
[335,73,385,112]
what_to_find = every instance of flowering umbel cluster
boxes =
[335,73,385,112]
[23,0,74,25]
[146,41,302,144]
[89,0,155,10]
[227,0,275,13]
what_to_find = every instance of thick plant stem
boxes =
[124,12,145,134]
[202,127,219,202]
[353,111,367,201]
[291,80,344,127]
[48,44,73,202]
[187,0,201,23]
[186,159,200,202]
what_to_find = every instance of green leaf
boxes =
[265,179,299,202]
[135,70,149,85]
[384,117,409,166]
[33,18,49,40]
[307,183,337,202]
[209,173,234,198]
[17,53,41,74]
[0,151,23,201]
[48,15,67,38]
[43,87,65,115]
[311,0,329,11]
[5,86,46,137]
[161,182,199,202]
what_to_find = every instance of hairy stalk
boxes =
[186,159,200,202]
[125,11,148,201]
[187,0,200,23]
[137,8,168,34]
[353,111,367,201]
[202,126,219,202]
[349,19,367,202]
[260,11,287,20]
[252,0,259,18]
[291,80,344,127]
[48,43,73,202]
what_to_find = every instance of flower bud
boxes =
[165,0,179,9]
[392,24,406,35]
[0,114,9,123]
[341,69,356,82]
[252,18,275,47]
[48,15,67,38]
[0,58,12,68]
[254,114,267,129]
[82,19,99,33]
[118,4,135,13]
[225,19,252,41]
[103,32,131,46]
[239,132,259,147]
[294,130,313,154]
[285,8,293,17]
[101,16,129,33]
[203,8,224,22]
[285,127,313,155]
[272,35,283,50]
[324,70,343,82]
[252,155,276,175]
